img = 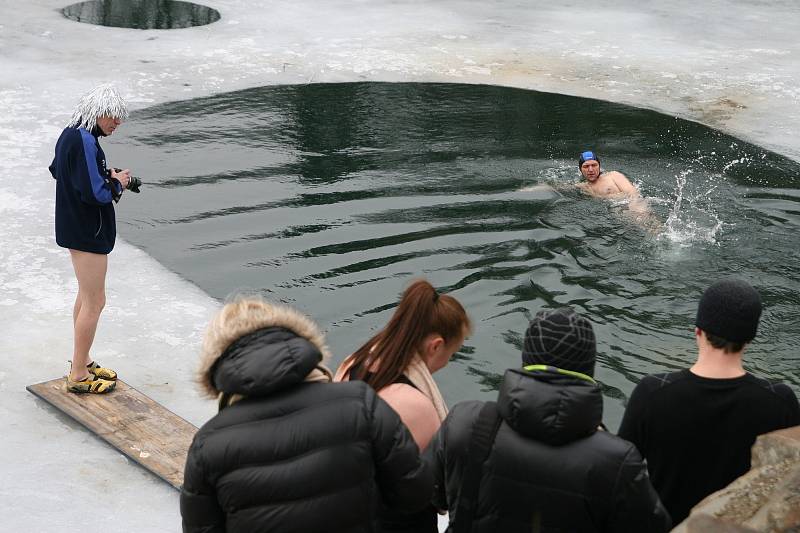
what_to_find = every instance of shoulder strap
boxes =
[452,401,502,533]
[393,373,421,391]
[348,362,421,392]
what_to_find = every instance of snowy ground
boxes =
[1,1,799,530]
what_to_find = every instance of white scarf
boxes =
[404,354,449,422]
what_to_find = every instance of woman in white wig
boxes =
[49,84,132,393]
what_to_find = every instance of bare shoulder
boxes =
[380,383,436,415]
[605,171,638,194]
[380,383,439,449]
[603,170,629,181]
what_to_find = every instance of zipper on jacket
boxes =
[94,208,103,237]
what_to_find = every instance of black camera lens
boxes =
[111,168,143,194]
[127,176,142,193]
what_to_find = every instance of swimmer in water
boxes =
[576,150,660,230]
[521,151,659,231]
[576,150,638,198]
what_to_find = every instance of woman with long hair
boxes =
[335,279,471,532]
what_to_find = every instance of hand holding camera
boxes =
[111,167,142,193]
[111,167,130,188]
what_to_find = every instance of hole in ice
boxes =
[62,0,220,29]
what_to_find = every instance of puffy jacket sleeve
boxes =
[424,415,449,511]
[180,435,225,533]
[608,445,672,533]
[423,401,482,516]
[366,385,434,512]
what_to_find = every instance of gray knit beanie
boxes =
[695,279,762,343]
[522,308,596,377]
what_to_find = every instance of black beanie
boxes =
[522,308,596,377]
[695,279,762,343]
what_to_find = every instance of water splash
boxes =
[722,156,752,173]
[660,169,723,245]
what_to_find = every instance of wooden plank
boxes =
[27,377,198,490]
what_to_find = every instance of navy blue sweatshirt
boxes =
[49,127,122,254]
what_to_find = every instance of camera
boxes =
[113,167,142,193]
[127,175,142,194]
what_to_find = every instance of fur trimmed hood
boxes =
[198,298,333,398]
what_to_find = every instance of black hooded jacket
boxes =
[425,368,671,532]
[180,321,432,533]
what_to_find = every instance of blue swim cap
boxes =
[579,151,599,168]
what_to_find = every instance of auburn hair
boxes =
[349,279,471,392]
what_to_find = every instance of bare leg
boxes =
[69,249,107,381]
[73,290,81,327]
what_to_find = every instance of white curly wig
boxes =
[67,83,129,131]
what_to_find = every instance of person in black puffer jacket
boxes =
[425,308,671,533]
[180,297,433,533]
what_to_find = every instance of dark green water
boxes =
[107,82,800,429]
[62,0,220,29]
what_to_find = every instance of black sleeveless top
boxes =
[347,363,420,391]
[348,364,438,533]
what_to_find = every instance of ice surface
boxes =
[1,0,799,530]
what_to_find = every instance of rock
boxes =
[751,426,800,470]
[672,425,800,532]
[744,463,800,532]
[683,514,758,533]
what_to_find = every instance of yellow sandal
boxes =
[66,374,116,394]
[87,361,117,381]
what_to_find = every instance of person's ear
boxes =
[695,327,707,344]
[426,335,445,355]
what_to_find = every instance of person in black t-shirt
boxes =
[618,279,800,525]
